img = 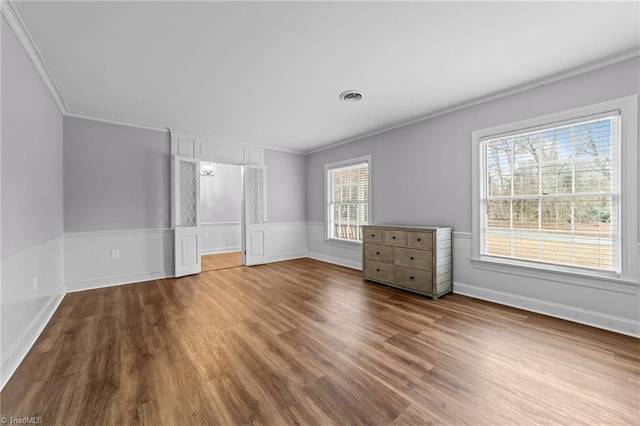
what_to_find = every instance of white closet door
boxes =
[174,156,201,277]
[243,165,267,266]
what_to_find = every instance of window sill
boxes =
[324,238,362,249]
[471,257,639,294]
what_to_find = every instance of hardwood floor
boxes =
[201,251,242,272]
[1,258,638,425]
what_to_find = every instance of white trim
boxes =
[267,221,308,228]
[324,155,372,242]
[201,221,241,227]
[65,270,174,293]
[63,228,171,239]
[453,281,640,338]
[1,233,63,260]
[453,231,472,239]
[323,238,363,249]
[471,257,638,294]
[307,49,640,155]
[170,128,266,153]
[1,1,67,113]
[268,252,308,263]
[471,95,638,284]
[201,246,241,255]
[64,111,168,133]
[307,251,362,270]
[1,291,65,390]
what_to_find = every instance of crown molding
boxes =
[1,0,67,114]
[306,48,640,155]
[65,111,169,133]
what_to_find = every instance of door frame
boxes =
[169,130,265,273]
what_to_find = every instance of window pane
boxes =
[327,161,369,241]
[481,113,619,272]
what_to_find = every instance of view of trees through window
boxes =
[482,114,619,271]
[327,161,369,241]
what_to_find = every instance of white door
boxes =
[174,156,201,277]
[243,165,267,266]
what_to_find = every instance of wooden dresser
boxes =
[362,224,453,299]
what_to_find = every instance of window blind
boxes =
[327,161,369,241]
[480,112,620,273]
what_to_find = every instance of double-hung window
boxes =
[325,156,371,242]
[472,96,637,281]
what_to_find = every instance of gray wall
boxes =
[264,149,306,223]
[305,57,640,330]
[200,163,242,223]
[306,57,640,232]
[2,18,63,257]
[1,16,64,384]
[63,116,170,232]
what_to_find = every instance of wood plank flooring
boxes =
[201,251,242,272]
[1,258,638,425]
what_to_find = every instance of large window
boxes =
[325,156,371,242]
[482,113,619,272]
[472,96,638,282]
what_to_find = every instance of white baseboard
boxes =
[1,291,65,390]
[307,251,362,270]
[268,251,308,263]
[66,270,174,293]
[201,246,241,255]
[454,281,640,337]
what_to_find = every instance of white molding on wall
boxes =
[64,111,168,133]
[307,251,362,270]
[307,49,640,155]
[0,291,65,390]
[1,1,67,113]
[66,270,174,293]
[268,252,308,263]
[64,228,171,239]
[453,231,472,239]
[268,221,309,228]
[64,228,174,290]
[453,281,639,338]
[201,246,241,255]
[201,221,241,227]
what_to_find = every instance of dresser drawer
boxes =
[395,266,432,291]
[384,229,406,246]
[407,231,433,250]
[363,227,384,244]
[364,243,394,263]
[394,247,432,270]
[364,261,394,283]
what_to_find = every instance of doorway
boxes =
[199,162,243,272]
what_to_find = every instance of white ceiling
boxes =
[15,1,640,153]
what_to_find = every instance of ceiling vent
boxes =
[339,90,363,102]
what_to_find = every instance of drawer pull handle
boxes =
[376,268,380,272]
[371,234,375,237]
[410,257,414,260]
[417,238,421,241]
[392,236,396,239]
[376,252,380,255]
[410,276,414,280]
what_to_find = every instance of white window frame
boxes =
[471,96,638,291]
[324,155,372,245]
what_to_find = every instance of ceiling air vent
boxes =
[339,90,363,102]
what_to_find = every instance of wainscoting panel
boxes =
[201,222,242,255]
[306,222,362,270]
[1,235,65,389]
[266,222,308,262]
[64,229,174,292]
[452,233,640,337]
